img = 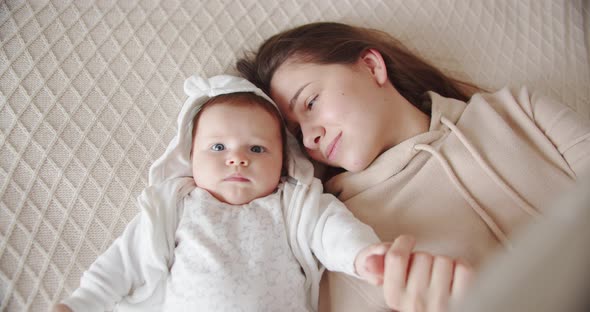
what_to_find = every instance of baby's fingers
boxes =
[363,254,385,285]
[52,304,73,312]
[356,243,391,284]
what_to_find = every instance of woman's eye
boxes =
[250,145,265,153]
[211,143,225,151]
[306,96,317,111]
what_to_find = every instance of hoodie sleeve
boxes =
[303,178,380,277]
[61,213,152,312]
[61,178,190,312]
[522,88,590,179]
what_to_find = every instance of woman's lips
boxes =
[325,132,342,161]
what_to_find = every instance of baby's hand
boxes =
[355,235,474,312]
[354,241,390,285]
[51,303,73,312]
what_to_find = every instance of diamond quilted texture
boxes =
[1,0,589,311]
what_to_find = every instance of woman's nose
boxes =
[302,125,324,150]
[225,154,249,167]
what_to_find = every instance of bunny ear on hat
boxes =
[184,75,276,104]
[148,74,314,187]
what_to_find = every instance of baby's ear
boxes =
[359,48,388,86]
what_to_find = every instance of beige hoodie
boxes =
[322,87,590,311]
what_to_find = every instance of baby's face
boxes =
[191,101,283,205]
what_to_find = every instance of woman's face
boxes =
[269,52,407,172]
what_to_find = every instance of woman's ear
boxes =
[359,48,388,86]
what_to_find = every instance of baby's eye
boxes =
[211,143,225,151]
[250,145,265,153]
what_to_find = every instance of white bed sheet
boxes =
[1,0,589,311]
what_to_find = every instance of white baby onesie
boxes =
[163,187,310,311]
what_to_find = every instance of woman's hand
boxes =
[355,235,474,312]
[51,303,73,312]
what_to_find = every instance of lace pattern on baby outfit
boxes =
[163,188,310,311]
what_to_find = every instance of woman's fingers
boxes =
[380,235,474,312]
[430,256,454,292]
[429,256,455,310]
[382,235,416,309]
[450,261,474,302]
[406,252,434,290]
[405,252,434,312]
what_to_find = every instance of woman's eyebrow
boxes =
[289,82,311,111]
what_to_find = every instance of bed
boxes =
[1,0,589,310]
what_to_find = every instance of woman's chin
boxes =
[342,158,371,173]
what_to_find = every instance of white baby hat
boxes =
[148,74,313,186]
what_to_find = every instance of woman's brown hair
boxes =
[236,22,477,114]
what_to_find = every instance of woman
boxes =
[237,22,590,311]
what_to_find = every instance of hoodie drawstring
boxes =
[440,117,540,218]
[413,115,542,248]
[413,143,511,247]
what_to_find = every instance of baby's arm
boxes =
[52,303,72,312]
[54,214,147,312]
[53,179,184,312]
[355,235,474,312]
[306,182,381,276]
[54,178,187,311]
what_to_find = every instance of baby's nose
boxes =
[226,157,249,167]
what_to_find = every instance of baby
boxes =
[53,75,390,311]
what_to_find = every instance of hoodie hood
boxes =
[324,92,466,200]
[148,74,313,186]
[326,88,550,248]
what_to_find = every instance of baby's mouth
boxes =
[224,173,250,182]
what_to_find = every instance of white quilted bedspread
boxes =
[1,0,589,311]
